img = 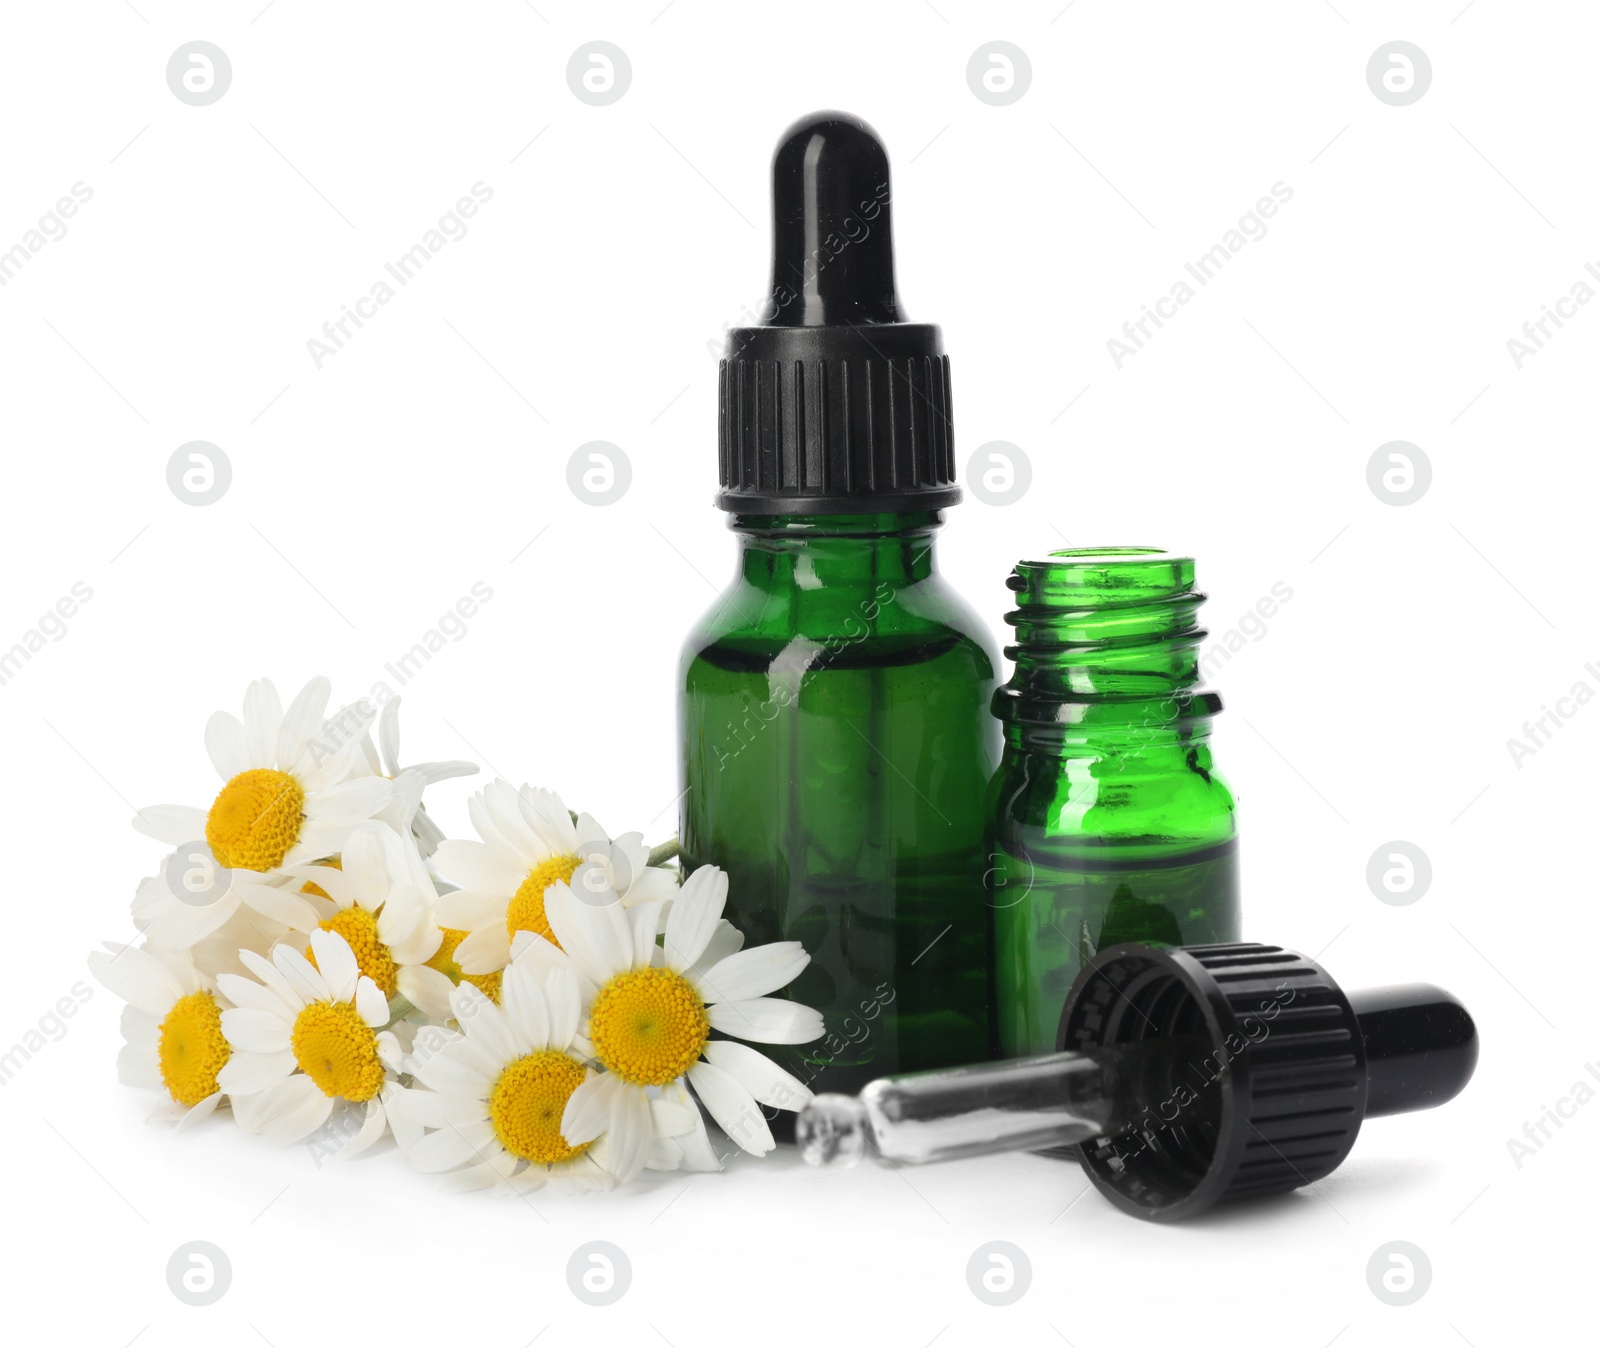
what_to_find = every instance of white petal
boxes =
[204,712,252,781]
[306,930,357,1003]
[176,1091,222,1130]
[406,1122,492,1173]
[88,946,184,1018]
[221,1007,292,1054]
[239,949,307,1010]
[561,1072,618,1146]
[433,888,508,933]
[706,997,825,1044]
[488,781,551,858]
[339,1097,387,1158]
[453,984,519,1062]
[118,1036,161,1089]
[683,920,745,982]
[542,963,582,1052]
[650,1097,695,1139]
[630,900,666,968]
[355,976,389,1028]
[454,924,511,977]
[414,1047,493,1099]
[237,882,320,934]
[386,910,441,965]
[396,965,456,1020]
[272,942,330,1005]
[277,676,331,771]
[516,786,580,856]
[215,973,297,1017]
[217,1048,297,1095]
[650,1082,722,1172]
[432,840,526,897]
[303,776,391,823]
[412,760,478,786]
[390,1083,449,1130]
[382,1082,424,1150]
[688,1061,774,1155]
[374,881,424,944]
[572,811,610,853]
[500,960,549,1052]
[250,1075,334,1144]
[379,698,403,774]
[242,678,283,768]
[606,1078,654,1182]
[138,891,238,950]
[702,1039,813,1112]
[335,825,387,896]
[546,883,632,985]
[662,865,727,971]
[132,804,208,847]
[620,865,679,909]
[285,821,364,865]
[696,942,810,1004]
[558,1150,616,1192]
[467,789,530,867]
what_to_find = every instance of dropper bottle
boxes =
[797,940,1479,1221]
[678,112,1000,1110]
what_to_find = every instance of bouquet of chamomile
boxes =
[89,677,821,1193]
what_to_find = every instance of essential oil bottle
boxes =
[678,112,1000,1106]
[988,548,1241,1057]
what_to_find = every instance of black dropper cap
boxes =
[1057,942,1479,1220]
[716,111,960,514]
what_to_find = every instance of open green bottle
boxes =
[678,113,1000,1108]
[988,548,1241,1057]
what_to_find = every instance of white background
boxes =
[3,2,1593,1344]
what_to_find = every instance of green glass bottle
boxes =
[678,112,999,1105]
[988,548,1241,1058]
[680,511,998,1096]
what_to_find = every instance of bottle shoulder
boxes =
[679,572,999,680]
[991,750,1237,847]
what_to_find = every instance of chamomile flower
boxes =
[359,697,477,856]
[131,677,409,950]
[216,929,402,1157]
[87,943,230,1125]
[289,823,454,1019]
[431,780,677,981]
[395,958,616,1193]
[536,866,822,1181]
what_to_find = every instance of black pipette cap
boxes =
[1057,942,1479,1221]
[716,111,961,514]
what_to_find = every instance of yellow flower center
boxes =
[487,1050,592,1165]
[291,1000,385,1102]
[206,768,305,872]
[504,854,582,947]
[157,990,230,1107]
[306,907,398,997]
[426,928,503,1003]
[588,967,709,1087]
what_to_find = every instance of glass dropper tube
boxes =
[797,1038,1206,1169]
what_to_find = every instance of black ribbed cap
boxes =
[716,111,960,514]
[1059,943,1371,1220]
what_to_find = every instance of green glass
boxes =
[988,548,1241,1058]
[679,510,1000,1102]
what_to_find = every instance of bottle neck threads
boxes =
[993,547,1221,743]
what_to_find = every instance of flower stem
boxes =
[648,835,681,868]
